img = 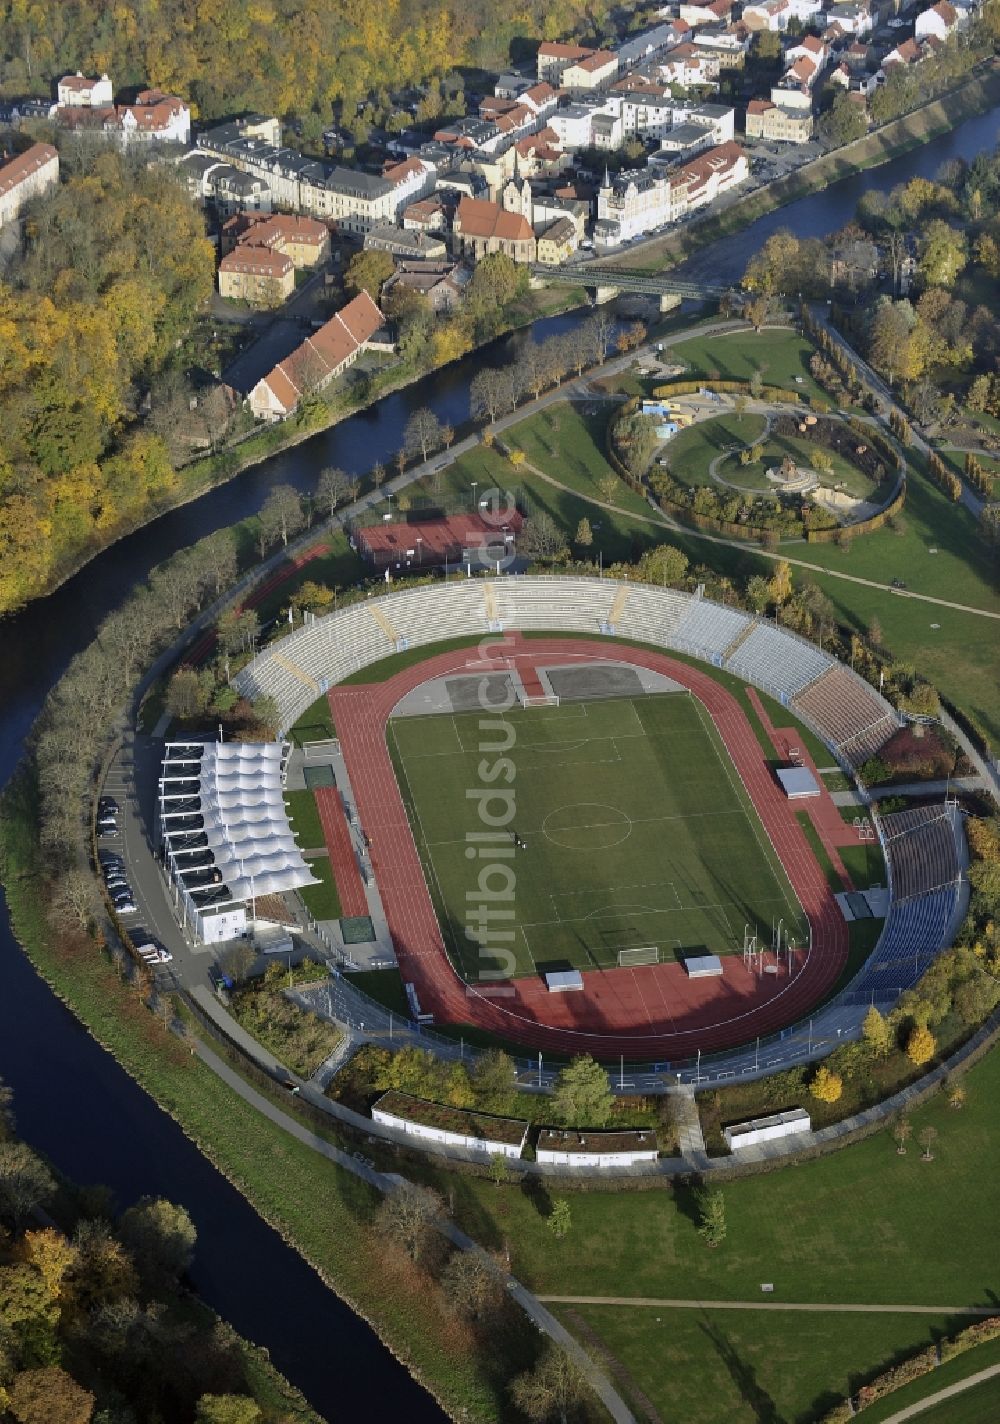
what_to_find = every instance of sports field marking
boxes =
[542,802,633,850]
[423,806,749,850]
[686,695,802,926]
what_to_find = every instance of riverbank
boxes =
[17,283,588,616]
[605,60,1000,275]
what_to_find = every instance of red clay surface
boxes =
[328,635,848,1060]
[747,687,861,886]
[314,786,369,919]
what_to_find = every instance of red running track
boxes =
[314,786,369,919]
[328,636,848,1059]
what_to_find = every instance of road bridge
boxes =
[531,262,729,300]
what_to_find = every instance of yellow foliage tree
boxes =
[21,1229,78,1304]
[906,1024,936,1066]
[811,1065,843,1103]
[768,560,793,607]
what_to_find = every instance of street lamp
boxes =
[415,536,423,567]
[471,480,478,511]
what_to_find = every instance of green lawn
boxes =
[284,789,325,850]
[793,456,999,616]
[556,1304,967,1424]
[344,967,411,1016]
[912,1371,1000,1424]
[504,403,652,517]
[388,692,806,980]
[859,1336,1000,1424]
[252,531,365,625]
[288,696,335,746]
[661,412,768,486]
[670,327,827,403]
[435,1041,1000,1308]
[718,435,874,500]
[298,854,342,920]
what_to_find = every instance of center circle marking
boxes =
[542,802,632,850]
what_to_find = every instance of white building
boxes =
[915,0,959,37]
[536,1129,659,1168]
[598,167,673,241]
[548,103,597,150]
[723,1108,811,1151]
[372,1091,529,1159]
[57,72,113,107]
[0,142,59,227]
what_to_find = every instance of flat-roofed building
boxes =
[536,1129,659,1168]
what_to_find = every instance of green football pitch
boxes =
[387,693,807,984]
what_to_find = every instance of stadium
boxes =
[233,574,966,1063]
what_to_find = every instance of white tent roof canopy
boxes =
[160,738,318,903]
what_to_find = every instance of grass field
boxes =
[917,1374,1000,1422]
[284,789,325,848]
[504,403,652,518]
[388,691,806,982]
[670,328,827,403]
[859,1336,1000,1424]
[298,854,342,920]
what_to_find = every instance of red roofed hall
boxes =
[354,512,523,572]
[248,290,382,421]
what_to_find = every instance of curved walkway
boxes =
[328,634,847,1058]
[879,1362,1000,1423]
[192,1032,636,1424]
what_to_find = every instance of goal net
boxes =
[519,693,560,709]
[617,945,659,967]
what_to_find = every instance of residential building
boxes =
[364,225,449,260]
[743,0,822,28]
[212,167,271,213]
[118,90,191,144]
[57,72,113,107]
[536,41,595,83]
[828,1,873,33]
[402,196,447,231]
[531,191,590,240]
[535,1129,658,1167]
[548,103,596,150]
[692,31,749,69]
[672,140,748,215]
[592,111,624,149]
[597,168,672,241]
[236,213,331,267]
[0,142,59,226]
[660,44,720,88]
[745,97,814,141]
[381,260,471,313]
[218,248,294,305]
[915,0,958,37]
[535,215,579,264]
[247,290,383,421]
[452,196,537,262]
[786,34,827,67]
[617,24,677,69]
[882,36,925,66]
[562,50,619,94]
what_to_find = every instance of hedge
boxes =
[651,379,801,403]
[818,1316,1000,1421]
[804,480,907,542]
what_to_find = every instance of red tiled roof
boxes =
[572,49,617,72]
[257,291,382,413]
[788,55,817,81]
[523,82,557,107]
[799,34,824,51]
[538,41,594,59]
[357,512,522,560]
[59,73,99,91]
[220,249,293,278]
[0,142,58,199]
[747,97,774,113]
[932,0,957,22]
[455,197,534,243]
[385,156,428,185]
[238,214,328,250]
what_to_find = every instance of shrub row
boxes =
[963,451,995,498]
[819,1315,1000,1421]
[804,481,906,542]
[650,379,801,403]
[926,450,963,502]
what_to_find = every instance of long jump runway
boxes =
[327,634,848,1059]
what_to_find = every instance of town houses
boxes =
[0,142,59,227]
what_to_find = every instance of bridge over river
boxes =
[531,262,730,301]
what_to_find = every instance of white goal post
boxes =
[519,693,560,709]
[617,946,659,967]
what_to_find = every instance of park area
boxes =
[387,691,806,983]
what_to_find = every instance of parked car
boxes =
[98,797,119,815]
[135,941,172,964]
[98,826,121,839]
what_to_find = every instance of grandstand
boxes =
[881,804,961,901]
[235,577,900,771]
[792,664,899,770]
[725,623,831,703]
[840,803,964,1006]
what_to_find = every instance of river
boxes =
[0,105,997,1422]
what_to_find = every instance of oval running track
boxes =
[327,635,848,1060]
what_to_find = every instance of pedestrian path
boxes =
[536,1295,999,1316]
[670,1086,709,1167]
[878,1361,1000,1423]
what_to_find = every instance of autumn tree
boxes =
[194,1396,262,1424]
[861,1005,892,1057]
[547,1199,572,1240]
[892,1117,913,1155]
[574,517,593,548]
[918,1125,939,1161]
[118,1197,197,1290]
[810,1065,843,1103]
[441,1250,504,1320]
[316,466,351,518]
[552,1056,613,1127]
[8,1366,94,1424]
[520,512,567,563]
[906,1024,936,1066]
[0,1143,56,1226]
[344,248,394,300]
[378,1182,444,1264]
